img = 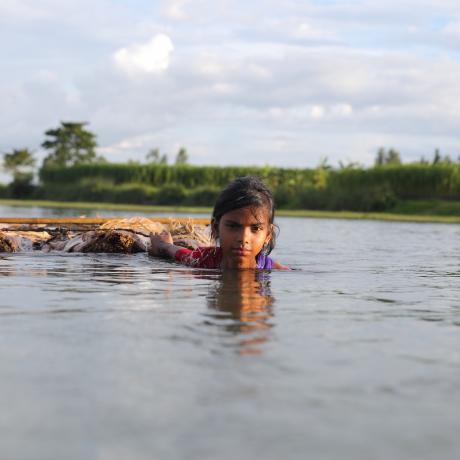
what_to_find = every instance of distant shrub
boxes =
[33,162,460,211]
[297,187,330,210]
[7,173,36,198]
[34,178,157,205]
[274,184,307,209]
[329,165,460,200]
[39,163,316,190]
[185,186,220,206]
[106,183,157,204]
[154,184,187,205]
[297,184,397,212]
[0,183,8,198]
[327,185,397,212]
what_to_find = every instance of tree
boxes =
[374,147,401,166]
[3,148,36,176]
[175,147,188,165]
[146,148,168,164]
[2,148,36,197]
[338,160,361,169]
[317,156,332,170]
[146,148,160,163]
[431,148,452,165]
[375,147,385,166]
[386,148,401,165]
[418,156,429,165]
[41,122,100,167]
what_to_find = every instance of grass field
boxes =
[389,199,460,216]
[2,198,460,224]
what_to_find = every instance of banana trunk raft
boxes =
[0,217,211,253]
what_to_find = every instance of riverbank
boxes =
[2,198,460,223]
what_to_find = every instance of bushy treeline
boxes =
[287,164,460,211]
[39,163,315,190]
[28,162,460,211]
[34,163,317,207]
[35,178,221,206]
[4,121,460,212]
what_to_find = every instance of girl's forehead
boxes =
[222,206,270,223]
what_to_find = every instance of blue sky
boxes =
[1,0,460,171]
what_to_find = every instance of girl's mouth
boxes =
[232,248,251,256]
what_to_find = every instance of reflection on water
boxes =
[205,270,274,355]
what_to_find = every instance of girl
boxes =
[149,176,286,269]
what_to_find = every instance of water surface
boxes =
[1,205,459,460]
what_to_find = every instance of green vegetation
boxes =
[42,121,101,167]
[389,199,460,216]
[38,163,313,190]
[146,148,167,165]
[175,147,188,165]
[374,147,401,166]
[1,148,36,198]
[2,122,460,220]
[34,162,460,212]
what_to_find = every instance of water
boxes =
[0,204,201,218]
[1,205,460,460]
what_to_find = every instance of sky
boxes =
[1,0,460,171]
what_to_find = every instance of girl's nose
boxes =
[238,227,251,244]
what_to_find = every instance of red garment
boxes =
[175,246,222,268]
[175,246,276,269]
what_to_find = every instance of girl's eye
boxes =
[252,225,263,232]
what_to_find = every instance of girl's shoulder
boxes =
[256,253,289,270]
[175,246,221,268]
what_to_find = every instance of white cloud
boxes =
[212,83,237,94]
[163,0,190,20]
[113,34,174,75]
[0,0,49,21]
[98,134,155,156]
[2,0,460,169]
[42,44,460,165]
[248,64,272,79]
[196,58,225,76]
[264,104,352,122]
[331,104,353,117]
[311,105,325,119]
[442,21,460,38]
[292,22,337,42]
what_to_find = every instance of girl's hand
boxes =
[149,230,174,257]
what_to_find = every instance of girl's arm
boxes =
[273,261,290,270]
[148,231,183,259]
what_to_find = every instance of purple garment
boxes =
[256,253,274,270]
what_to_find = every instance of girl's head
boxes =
[211,176,277,265]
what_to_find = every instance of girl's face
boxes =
[214,205,272,269]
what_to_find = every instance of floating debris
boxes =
[0,231,52,252]
[0,217,211,253]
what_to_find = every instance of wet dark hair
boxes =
[212,176,277,254]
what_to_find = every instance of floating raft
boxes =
[0,216,211,253]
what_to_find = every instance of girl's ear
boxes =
[264,223,274,244]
